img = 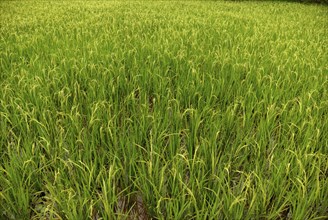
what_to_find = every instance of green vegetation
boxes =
[1,1,327,219]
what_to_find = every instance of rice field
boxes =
[0,1,328,219]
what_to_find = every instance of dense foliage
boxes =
[1,1,327,219]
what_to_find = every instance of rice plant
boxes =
[0,1,327,219]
